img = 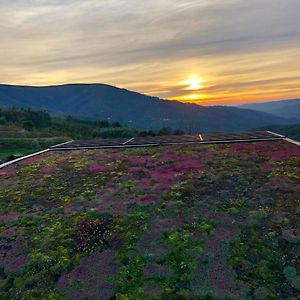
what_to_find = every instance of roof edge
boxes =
[284,138,300,147]
[0,140,73,169]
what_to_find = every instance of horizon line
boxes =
[0,82,299,106]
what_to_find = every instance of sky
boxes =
[1,0,300,105]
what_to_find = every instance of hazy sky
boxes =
[1,0,300,105]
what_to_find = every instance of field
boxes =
[0,122,68,162]
[0,137,68,162]
[0,140,299,299]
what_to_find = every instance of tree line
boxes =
[0,108,184,139]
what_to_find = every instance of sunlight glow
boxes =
[169,93,205,102]
[182,75,203,90]
[168,74,206,102]
[184,93,204,100]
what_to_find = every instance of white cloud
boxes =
[0,0,300,103]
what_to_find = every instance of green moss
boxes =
[182,219,218,235]
[112,208,150,298]
[254,286,277,299]
[0,212,95,298]
[228,225,285,297]
[284,266,297,280]
[283,266,300,292]
[115,254,147,296]
[249,208,269,224]
[121,180,137,192]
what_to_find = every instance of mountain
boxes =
[239,99,300,120]
[0,83,295,132]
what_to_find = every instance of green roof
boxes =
[0,140,299,299]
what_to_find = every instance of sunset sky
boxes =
[1,0,300,105]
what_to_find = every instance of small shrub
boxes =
[75,218,111,253]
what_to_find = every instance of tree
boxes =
[174,129,185,135]
[158,127,172,136]
[112,121,122,128]
[22,120,34,131]
[0,117,6,125]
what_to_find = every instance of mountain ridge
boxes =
[0,83,296,132]
[239,98,300,120]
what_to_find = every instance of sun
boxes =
[182,75,203,90]
[168,74,206,103]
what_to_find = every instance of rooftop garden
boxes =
[0,140,299,299]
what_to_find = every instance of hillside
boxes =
[0,108,136,162]
[240,99,300,120]
[0,108,139,139]
[0,84,294,132]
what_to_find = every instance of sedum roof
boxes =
[0,140,299,299]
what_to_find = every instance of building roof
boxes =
[50,131,283,150]
[0,137,299,298]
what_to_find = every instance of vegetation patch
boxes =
[0,140,299,299]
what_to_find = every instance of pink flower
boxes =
[172,159,204,173]
[139,178,152,186]
[6,254,28,272]
[139,195,159,204]
[260,162,273,172]
[0,167,15,178]
[159,151,182,161]
[64,205,80,213]
[56,250,118,299]
[269,149,300,160]
[1,228,17,237]
[88,164,111,173]
[153,183,172,190]
[126,156,150,165]
[113,152,122,159]
[40,166,57,174]
[149,169,175,182]
[128,166,144,173]
[19,156,41,165]
[0,212,20,223]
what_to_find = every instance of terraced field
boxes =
[0,140,299,299]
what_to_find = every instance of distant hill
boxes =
[239,99,300,120]
[0,83,295,132]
